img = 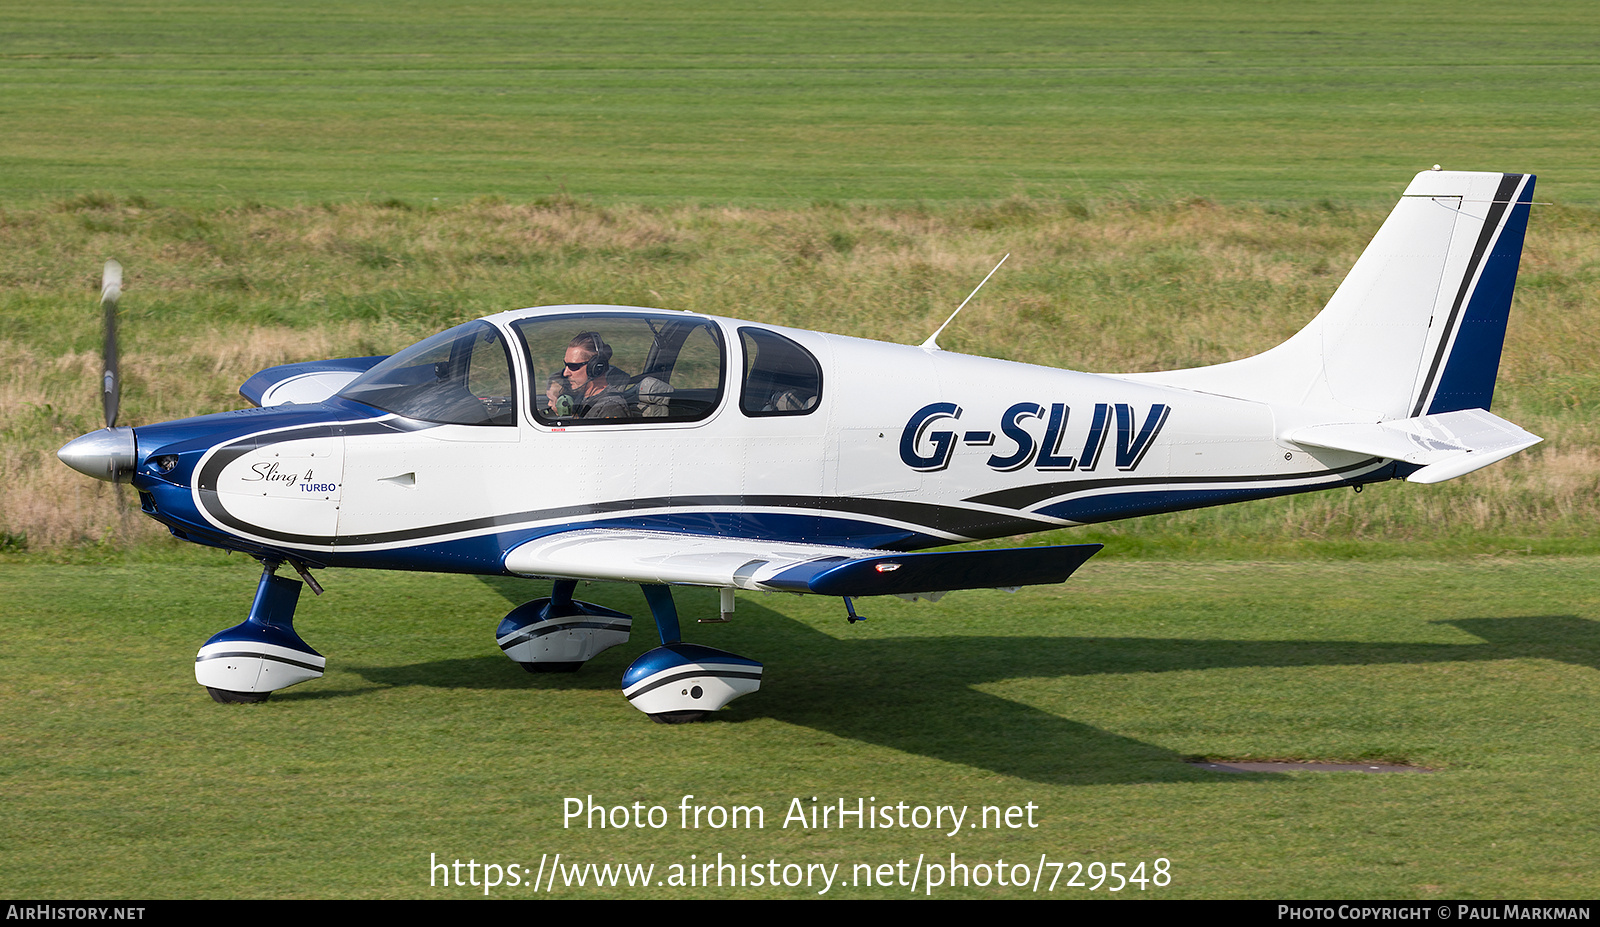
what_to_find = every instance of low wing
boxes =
[1288,408,1541,484]
[239,356,388,408]
[503,529,1102,597]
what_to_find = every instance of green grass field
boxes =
[3,0,1598,901]
[3,558,1598,898]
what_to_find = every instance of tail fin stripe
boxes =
[1410,172,1531,416]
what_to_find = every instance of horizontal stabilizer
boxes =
[1288,408,1540,484]
[240,356,387,408]
[503,528,1101,596]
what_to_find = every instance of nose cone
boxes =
[58,427,137,482]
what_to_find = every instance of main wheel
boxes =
[649,711,707,724]
[520,661,584,674]
[207,687,270,704]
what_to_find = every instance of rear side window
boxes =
[739,328,823,417]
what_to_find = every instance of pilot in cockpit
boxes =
[560,331,628,419]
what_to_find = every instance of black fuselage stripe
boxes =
[200,478,1382,549]
[330,494,1058,546]
[194,423,1389,548]
[196,420,420,545]
[965,457,1385,510]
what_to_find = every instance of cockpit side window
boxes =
[511,314,726,426]
[739,328,823,417]
[338,321,516,426]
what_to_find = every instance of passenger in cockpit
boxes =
[545,374,574,417]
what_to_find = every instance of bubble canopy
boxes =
[336,310,825,428]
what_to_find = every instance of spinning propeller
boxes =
[102,259,121,428]
[57,261,138,484]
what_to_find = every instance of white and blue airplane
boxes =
[59,169,1540,722]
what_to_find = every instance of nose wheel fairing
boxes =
[195,566,324,703]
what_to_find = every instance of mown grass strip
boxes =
[2,558,1597,897]
[3,1,1599,205]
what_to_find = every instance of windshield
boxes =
[338,321,516,426]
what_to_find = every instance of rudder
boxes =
[1407,172,1535,415]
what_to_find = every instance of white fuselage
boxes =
[192,310,1376,567]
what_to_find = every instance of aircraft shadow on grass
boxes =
[339,579,1600,784]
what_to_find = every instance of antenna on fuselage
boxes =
[922,253,1009,351]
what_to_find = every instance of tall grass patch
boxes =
[3,195,1595,554]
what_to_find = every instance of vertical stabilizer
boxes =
[1122,171,1535,421]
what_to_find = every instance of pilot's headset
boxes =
[575,331,612,380]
